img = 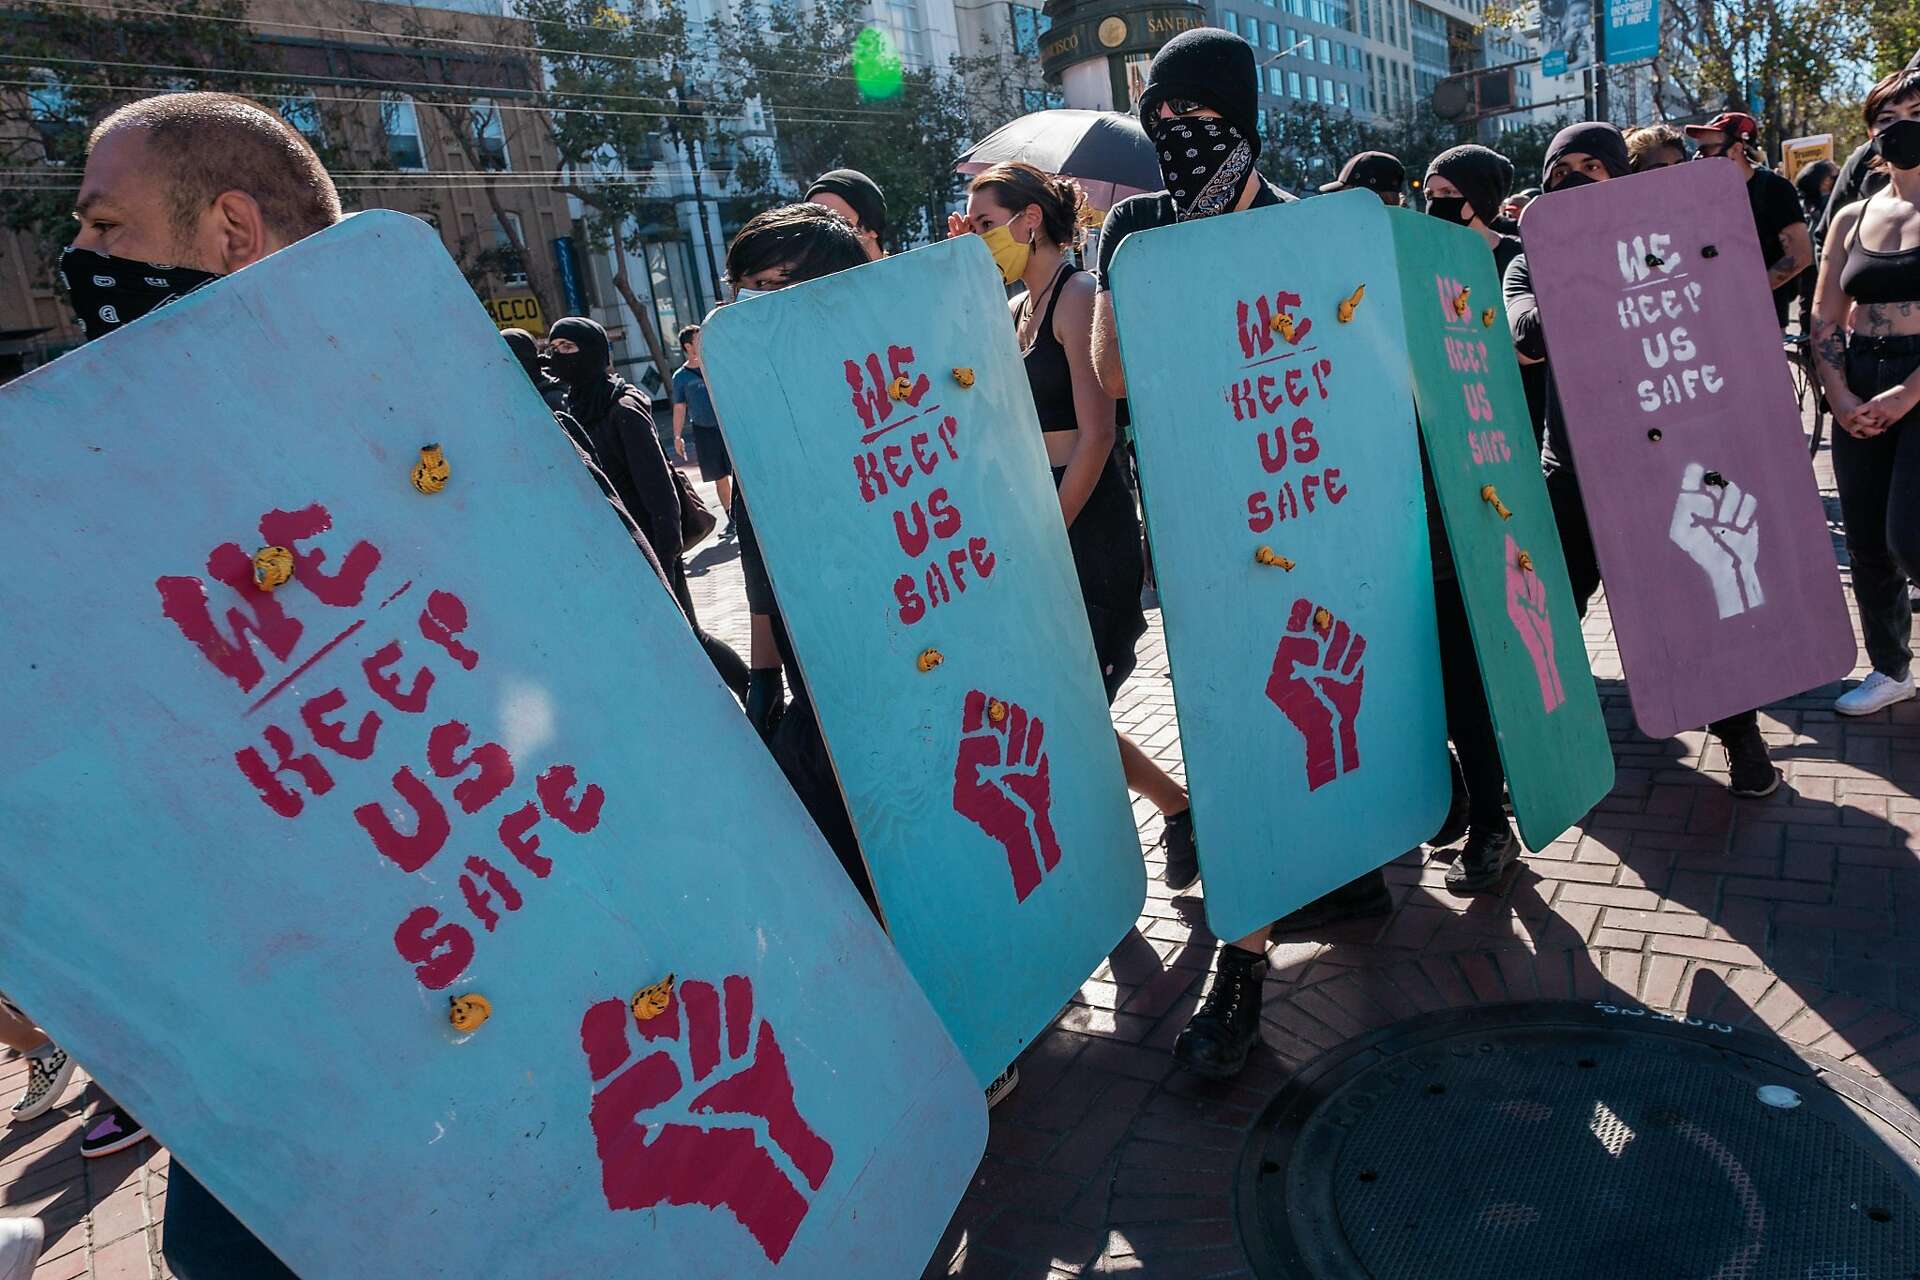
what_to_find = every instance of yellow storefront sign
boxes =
[484,293,545,336]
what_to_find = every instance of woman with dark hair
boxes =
[958,161,1200,886]
[545,315,695,621]
[1812,67,1920,717]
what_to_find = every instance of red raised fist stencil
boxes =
[1266,598,1366,791]
[953,689,1063,902]
[579,976,834,1263]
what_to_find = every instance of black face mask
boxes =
[1547,171,1599,192]
[1426,195,1472,224]
[58,246,220,344]
[546,347,600,387]
[1147,115,1255,221]
[1875,118,1920,171]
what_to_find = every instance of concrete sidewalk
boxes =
[3,448,1912,1280]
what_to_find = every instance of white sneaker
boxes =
[1836,671,1916,716]
[984,1064,1019,1110]
[0,1217,43,1280]
[8,1047,74,1125]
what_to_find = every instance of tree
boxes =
[710,0,971,248]
[512,0,701,383]
[0,0,283,265]
[1660,0,1868,148]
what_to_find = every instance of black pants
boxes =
[1546,464,1759,741]
[1433,572,1509,829]
[1833,334,1920,681]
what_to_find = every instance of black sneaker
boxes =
[1721,724,1782,798]
[1160,809,1199,891]
[1172,946,1267,1080]
[1270,869,1393,935]
[1445,822,1520,895]
[78,1105,149,1159]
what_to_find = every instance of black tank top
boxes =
[1022,263,1079,432]
[1841,192,1920,304]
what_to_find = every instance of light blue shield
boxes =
[701,235,1146,1086]
[0,212,983,1280]
[1109,191,1450,941]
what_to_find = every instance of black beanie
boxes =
[1427,144,1515,225]
[1542,121,1630,186]
[1137,28,1262,159]
[804,169,888,236]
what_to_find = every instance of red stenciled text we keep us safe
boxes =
[1227,290,1349,530]
[843,344,998,625]
[152,502,608,992]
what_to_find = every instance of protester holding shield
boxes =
[1417,145,1528,891]
[1504,122,1781,796]
[1811,67,1920,717]
[1087,27,1319,1081]
[957,162,1202,889]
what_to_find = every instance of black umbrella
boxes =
[956,110,1160,211]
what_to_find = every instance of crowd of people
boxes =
[4,25,1919,1266]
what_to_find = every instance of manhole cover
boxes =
[1237,1001,1920,1279]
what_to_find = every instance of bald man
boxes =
[62,90,340,342]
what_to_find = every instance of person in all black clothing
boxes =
[1811,67,1920,718]
[546,315,696,622]
[1416,143,1525,892]
[1504,121,1782,798]
[501,330,750,701]
[1320,150,1407,206]
[1088,26,1328,1081]
[958,160,1202,895]
[1684,111,1812,330]
[501,326,567,413]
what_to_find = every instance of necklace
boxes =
[1017,260,1072,352]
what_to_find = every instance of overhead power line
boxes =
[0,50,913,120]
[8,0,930,93]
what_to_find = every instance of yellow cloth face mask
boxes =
[980,222,1032,284]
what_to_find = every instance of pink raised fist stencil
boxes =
[1505,534,1565,712]
[953,689,1062,902]
[579,976,834,1263]
[1266,599,1366,791]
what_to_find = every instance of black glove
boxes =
[745,668,784,736]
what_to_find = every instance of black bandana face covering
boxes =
[58,246,221,343]
[1148,116,1254,221]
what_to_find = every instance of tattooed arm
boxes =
[1767,222,1813,291]
[1809,207,1871,435]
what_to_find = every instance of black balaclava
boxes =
[500,327,551,388]
[1137,28,1262,161]
[58,246,221,344]
[1542,121,1630,190]
[804,169,889,237]
[1427,144,1515,226]
[546,316,621,425]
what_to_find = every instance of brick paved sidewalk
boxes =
[5,455,1913,1279]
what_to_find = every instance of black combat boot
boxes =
[1172,946,1267,1080]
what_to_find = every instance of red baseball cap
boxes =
[1684,111,1758,141]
